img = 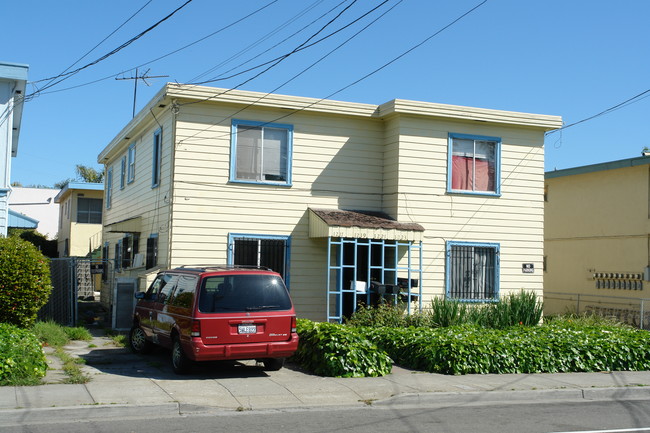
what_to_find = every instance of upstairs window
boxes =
[77,197,102,224]
[106,167,113,209]
[152,128,162,188]
[231,119,292,185]
[448,133,500,195]
[127,143,136,184]
[120,156,126,190]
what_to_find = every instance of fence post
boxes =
[641,299,645,330]
[576,294,580,315]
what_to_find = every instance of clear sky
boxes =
[4,0,649,187]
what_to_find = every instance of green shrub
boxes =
[0,237,52,328]
[345,301,407,328]
[0,323,48,385]
[366,321,650,375]
[293,319,392,377]
[346,291,543,330]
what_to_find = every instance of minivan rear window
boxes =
[198,274,292,313]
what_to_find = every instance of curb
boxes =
[374,386,650,408]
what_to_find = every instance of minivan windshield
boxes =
[198,274,292,313]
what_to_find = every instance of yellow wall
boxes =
[544,163,650,315]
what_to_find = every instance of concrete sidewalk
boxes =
[2,332,650,420]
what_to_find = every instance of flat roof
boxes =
[545,155,650,179]
[54,182,104,203]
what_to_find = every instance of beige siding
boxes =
[98,85,557,321]
[102,110,174,293]
[391,117,545,304]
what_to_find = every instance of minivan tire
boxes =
[262,357,285,371]
[171,336,191,374]
[129,325,152,354]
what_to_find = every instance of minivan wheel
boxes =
[262,357,285,371]
[129,325,152,354]
[171,336,191,374]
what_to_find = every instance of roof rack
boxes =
[176,264,273,272]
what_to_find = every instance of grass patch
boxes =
[30,321,91,384]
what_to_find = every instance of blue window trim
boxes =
[445,240,500,302]
[230,119,293,187]
[227,233,291,289]
[120,156,126,190]
[127,143,136,184]
[447,132,501,197]
[152,128,162,188]
[106,167,113,209]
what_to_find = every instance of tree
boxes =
[75,164,104,183]
[54,164,104,189]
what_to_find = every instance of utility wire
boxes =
[179,0,487,144]
[27,0,279,97]
[188,0,333,84]
[36,0,154,93]
[546,87,650,135]
[26,0,194,99]
[179,0,403,144]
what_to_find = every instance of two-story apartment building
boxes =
[98,84,561,323]
[54,182,104,257]
[544,156,650,325]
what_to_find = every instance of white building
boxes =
[0,61,28,237]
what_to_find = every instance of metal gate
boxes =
[39,258,114,326]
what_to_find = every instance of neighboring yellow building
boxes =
[544,156,650,325]
[98,84,561,325]
[54,182,104,257]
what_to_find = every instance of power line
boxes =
[546,87,650,135]
[179,0,487,144]
[26,0,194,99]
[178,0,403,144]
[36,0,154,93]
[26,0,280,98]
[187,0,334,84]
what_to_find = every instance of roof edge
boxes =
[545,155,650,179]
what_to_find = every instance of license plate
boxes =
[238,324,257,334]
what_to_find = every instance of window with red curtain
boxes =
[451,137,497,193]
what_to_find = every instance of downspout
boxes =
[166,99,178,268]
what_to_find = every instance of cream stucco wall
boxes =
[544,161,650,316]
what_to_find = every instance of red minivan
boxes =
[129,266,299,374]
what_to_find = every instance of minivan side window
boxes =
[146,274,174,301]
[169,275,198,309]
[158,275,178,304]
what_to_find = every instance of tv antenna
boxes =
[116,68,169,117]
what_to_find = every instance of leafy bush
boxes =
[365,321,650,375]
[0,323,48,385]
[8,228,58,258]
[346,291,543,330]
[0,237,52,327]
[293,319,392,377]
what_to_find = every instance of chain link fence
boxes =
[38,258,114,326]
[544,291,650,330]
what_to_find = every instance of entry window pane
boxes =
[447,242,499,301]
[232,237,287,280]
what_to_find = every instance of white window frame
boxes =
[127,143,136,184]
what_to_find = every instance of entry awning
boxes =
[105,216,141,233]
[309,208,424,242]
